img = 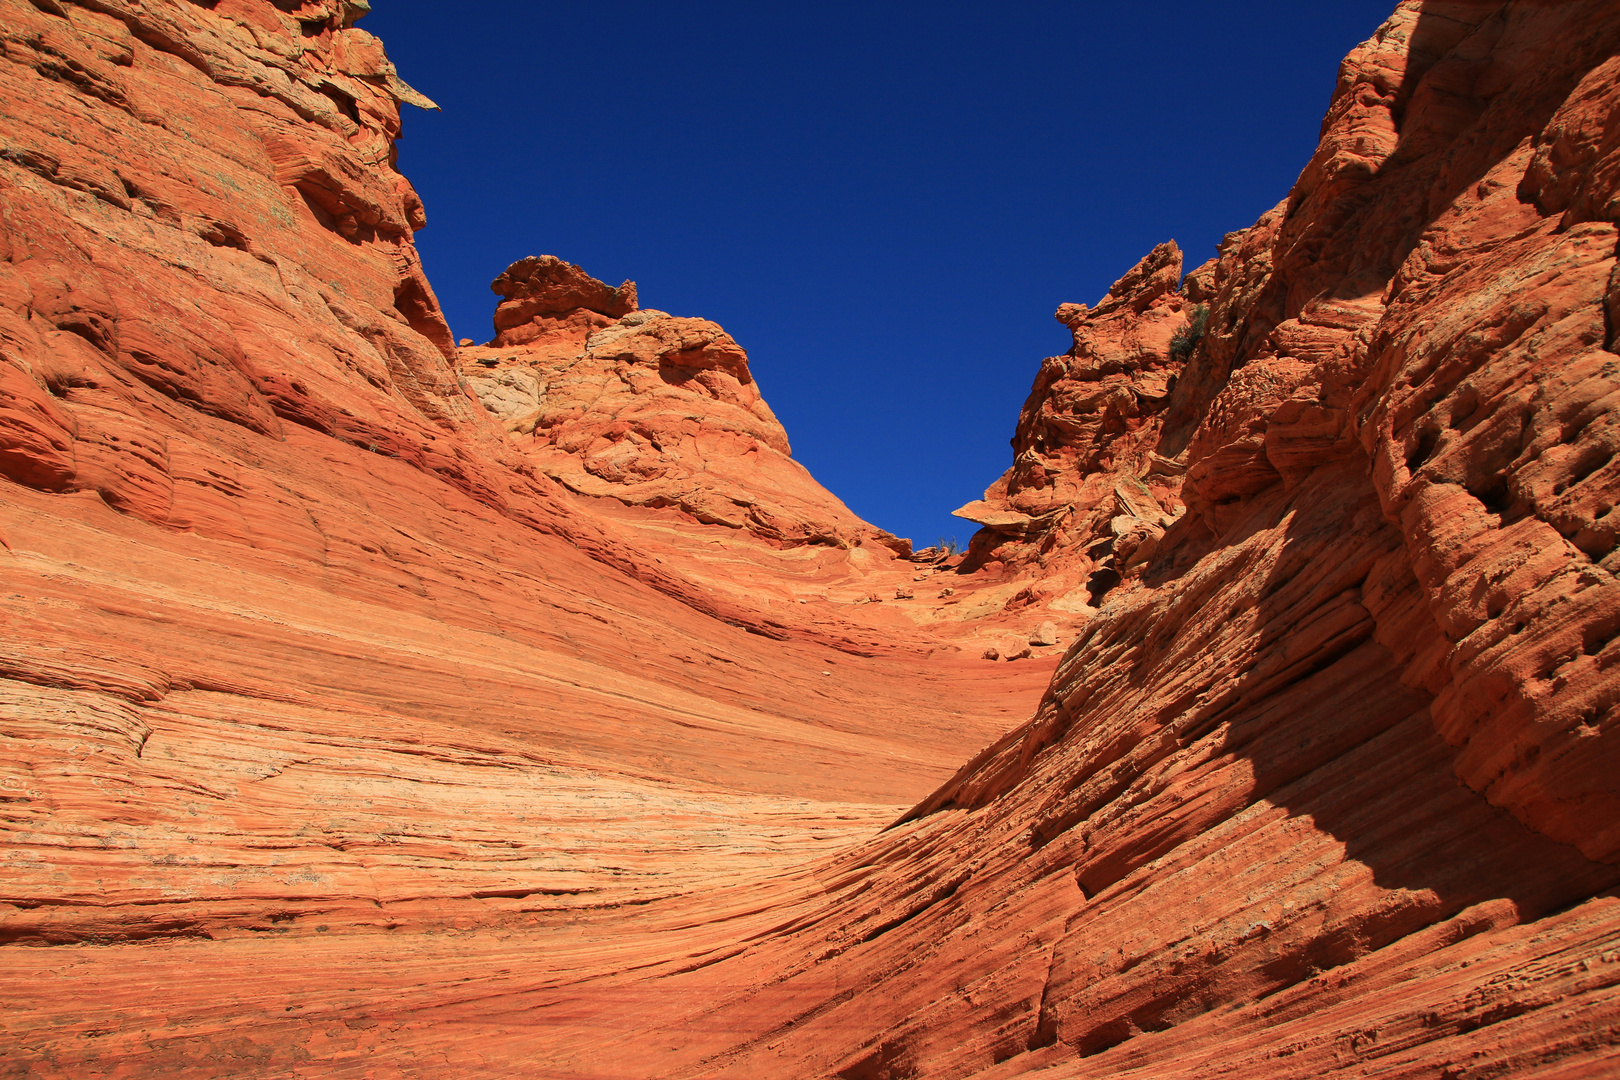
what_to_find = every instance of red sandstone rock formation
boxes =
[3,1,1620,1078]
[0,4,1045,1073]
[954,240,1193,617]
[489,253,638,350]
[458,257,911,554]
[666,4,1620,1075]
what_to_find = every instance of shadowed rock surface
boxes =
[3,1,1620,1078]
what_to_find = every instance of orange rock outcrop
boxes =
[3,1,1620,1078]
[953,240,1193,616]
[458,257,911,555]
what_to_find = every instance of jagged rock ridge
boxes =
[459,256,911,553]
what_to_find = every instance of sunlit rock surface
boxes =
[4,1,1620,1078]
[459,257,912,556]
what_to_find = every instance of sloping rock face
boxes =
[646,3,1620,1076]
[0,0,473,522]
[459,257,912,553]
[5,1,1620,1078]
[0,2,1046,1075]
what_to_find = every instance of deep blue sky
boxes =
[365,1,1397,548]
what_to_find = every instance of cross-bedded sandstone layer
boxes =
[0,2,1051,1074]
[3,1,1620,1078]
[663,3,1620,1076]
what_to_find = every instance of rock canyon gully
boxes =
[2,0,1620,1076]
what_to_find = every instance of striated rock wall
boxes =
[0,3,1045,1074]
[950,0,1620,864]
[5,1,1620,1078]
[660,3,1620,1076]
[0,0,470,526]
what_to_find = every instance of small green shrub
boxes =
[936,536,963,556]
[1169,304,1210,363]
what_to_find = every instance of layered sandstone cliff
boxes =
[0,2,1048,1073]
[681,3,1620,1075]
[3,1,1620,1078]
